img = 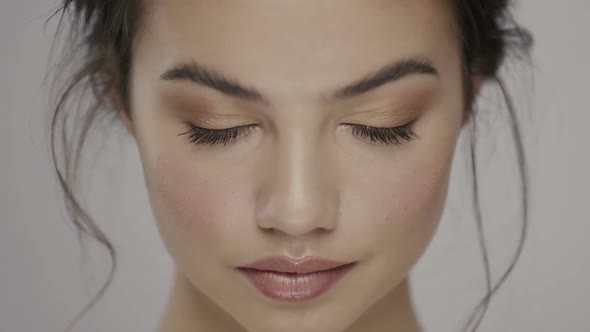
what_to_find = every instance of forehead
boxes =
[134,0,459,100]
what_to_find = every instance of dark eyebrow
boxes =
[330,57,439,99]
[161,60,269,103]
[160,57,439,104]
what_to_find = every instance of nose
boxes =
[255,131,340,238]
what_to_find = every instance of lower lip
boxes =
[236,262,357,302]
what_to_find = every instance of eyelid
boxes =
[344,111,418,129]
[178,113,420,147]
[185,113,255,128]
[340,118,417,130]
[179,121,257,134]
[342,120,419,146]
[353,106,420,116]
[179,122,258,146]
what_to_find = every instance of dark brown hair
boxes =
[47,1,533,331]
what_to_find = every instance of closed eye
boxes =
[341,120,418,146]
[178,122,258,146]
[179,120,419,147]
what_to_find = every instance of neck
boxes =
[157,269,422,332]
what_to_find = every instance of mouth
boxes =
[235,256,358,302]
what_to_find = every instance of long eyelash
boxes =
[343,121,419,146]
[178,122,256,146]
[179,121,418,147]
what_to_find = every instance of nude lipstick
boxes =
[236,256,358,302]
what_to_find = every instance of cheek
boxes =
[381,160,451,267]
[153,157,217,228]
[349,151,452,269]
[145,151,239,253]
[367,110,460,255]
[380,161,450,228]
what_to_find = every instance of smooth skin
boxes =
[118,0,480,331]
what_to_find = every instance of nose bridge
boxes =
[256,127,339,237]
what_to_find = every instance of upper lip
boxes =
[237,255,356,274]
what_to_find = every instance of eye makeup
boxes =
[170,78,432,148]
[178,119,418,147]
[178,122,259,146]
[342,120,418,146]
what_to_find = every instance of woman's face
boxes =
[128,1,465,331]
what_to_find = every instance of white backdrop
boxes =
[1,1,589,331]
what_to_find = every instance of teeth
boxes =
[263,271,312,283]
